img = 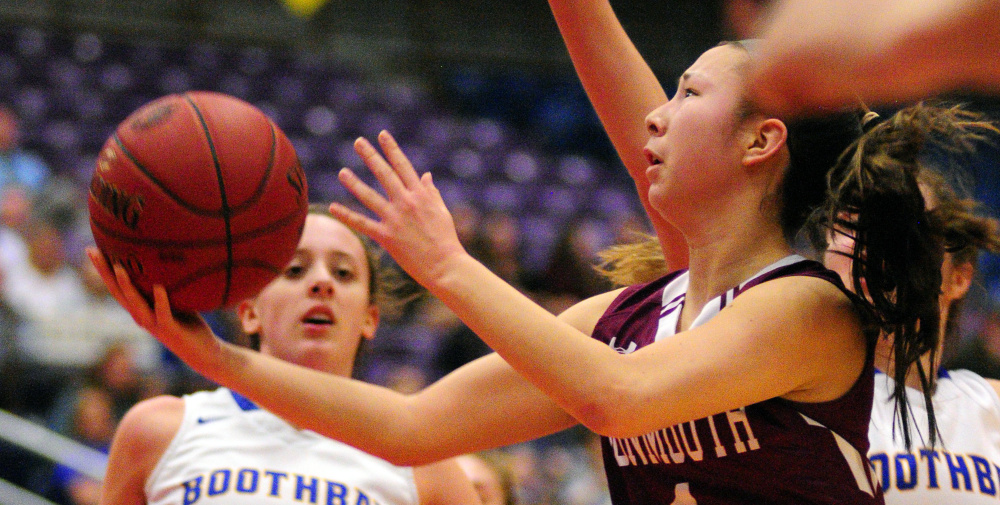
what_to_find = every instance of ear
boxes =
[237,299,262,335]
[361,304,380,341]
[742,118,788,168]
[943,259,975,301]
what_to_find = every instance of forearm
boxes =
[206,343,572,465]
[549,0,666,166]
[208,344,434,463]
[893,0,1000,93]
[549,0,686,268]
[428,254,630,433]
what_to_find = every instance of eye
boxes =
[332,264,357,281]
[284,264,305,279]
[683,88,698,98]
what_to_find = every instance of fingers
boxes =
[353,136,408,201]
[377,130,422,188]
[343,131,439,220]
[112,263,157,328]
[328,200,384,241]
[152,284,176,328]
[338,166,391,217]
[86,247,127,305]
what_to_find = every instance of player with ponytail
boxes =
[818,103,1000,502]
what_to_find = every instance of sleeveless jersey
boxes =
[869,368,1000,504]
[591,255,882,505]
[146,388,420,505]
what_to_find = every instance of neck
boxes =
[680,213,791,331]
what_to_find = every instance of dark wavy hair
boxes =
[807,102,1000,448]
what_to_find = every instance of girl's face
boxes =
[642,44,754,217]
[239,213,378,376]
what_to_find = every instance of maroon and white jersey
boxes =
[592,255,881,505]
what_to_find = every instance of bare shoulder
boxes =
[742,274,857,320]
[99,395,184,505]
[557,288,628,336]
[733,274,862,347]
[115,395,185,456]
[412,457,481,505]
[727,275,865,402]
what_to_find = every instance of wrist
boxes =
[422,250,475,292]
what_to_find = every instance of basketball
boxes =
[88,91,308,312]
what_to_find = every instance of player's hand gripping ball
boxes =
[88,91,308,312]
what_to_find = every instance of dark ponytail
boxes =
[809,102,1000,449]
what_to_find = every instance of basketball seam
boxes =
[88,208,305,247]
[227,124,277,214]
[166,260,283,294]
[185,93,234,308]
[112,134,228,218]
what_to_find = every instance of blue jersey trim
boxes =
[873,367,950,378]
[230,390,260,411]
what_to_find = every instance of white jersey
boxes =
[869,369,1000,504]
[146,388,420,505]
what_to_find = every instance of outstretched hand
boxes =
[750,0,1000,115]
[330,131,468,288]
[85,247,221,368]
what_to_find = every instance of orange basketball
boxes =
[88,91,308,312]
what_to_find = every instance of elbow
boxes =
[575,401,617,437]
[577,406,640,439]
[569,374,670,439]
[569,386,641,438]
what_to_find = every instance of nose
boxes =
[310,277,334,298]
[644,103,670,137]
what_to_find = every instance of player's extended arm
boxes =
[330,132,867,438]
[751,0,1000,115]
[98,396,184,505]
[87,248,578,467]
[549,0,686,269]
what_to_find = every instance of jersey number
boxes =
[670,483,697,504]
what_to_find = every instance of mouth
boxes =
[643,147,663,167]
[301,306,335,327]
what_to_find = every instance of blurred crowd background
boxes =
[0,1,998,505]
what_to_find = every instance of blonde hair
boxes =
[596,232,668,287]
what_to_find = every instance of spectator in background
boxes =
[48,341,164,437]
[76,259,164,373]
[536,217,612,310]
[473,211,528,288]
[451,202,483,254]
[5,213,88,361]
[0,184,32,276]
[49,386,115,505]
[0,105,49,194]
[3,211,89,415]
[557,431,610,505]
[426,296,492,381]
[0,184,31,404]
[428,209,534,380]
